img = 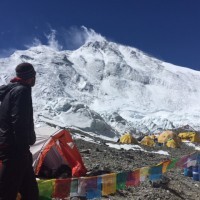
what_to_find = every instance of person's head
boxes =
[15,63,36,87]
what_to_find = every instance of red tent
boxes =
[30,126,87,177]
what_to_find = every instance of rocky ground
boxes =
[73,135,200,200]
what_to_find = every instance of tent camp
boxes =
[178,132,200,143]
[157,130,181,148]
[140,136,155,147]
[119,133,138,144]
[30,126,87,178]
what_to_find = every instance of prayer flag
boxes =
[102,173,116,196]
[167,158,178,170]
[78,177,87,197]
[126,169,140,187]
[187,153,198,167]
[70,178,79,197]
[85,176,102,199]
[38,179,55,200]
[116,172,128,190]
[176,155,190,168]
[140,166,150,182]
[149,164,162,181]
[162,160,171,173]
[53,178,71,199]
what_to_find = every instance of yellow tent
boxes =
[178,132,200,143]
[166,138,180,148]
[158,131,176,143]
[119,133,138,144]
[140,136,155,147]
[158,130,181,148]
[149,134,157,140]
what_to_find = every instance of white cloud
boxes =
[81,26,105,43]
[45,29,63,51]
[25,38,42,49]
[0,26,107,56]
[62,26,106,50]
[62,26,87,50]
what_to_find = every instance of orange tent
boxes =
[30,126,87,177]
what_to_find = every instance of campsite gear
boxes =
[119,133,138,144]
[178,132,200,143]
[31,126,87,177]
[184,166,193,177]
[140,136,155,147]
[192,165,199,181]
[157,131,180,148]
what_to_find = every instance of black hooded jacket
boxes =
[0,82,36,158]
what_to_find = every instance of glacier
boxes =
[1,30,200,137]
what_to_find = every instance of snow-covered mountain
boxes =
[1,30,200,137]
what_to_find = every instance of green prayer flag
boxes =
[167,158,179,170]
[116,172,128,190]
[38,179,54,200]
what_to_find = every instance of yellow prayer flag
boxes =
[140,166,150,182]
[102,173,116,196]
[162,160,171,173]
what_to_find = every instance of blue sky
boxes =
[1,0,200,70]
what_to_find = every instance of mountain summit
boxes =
[1,32,200,136]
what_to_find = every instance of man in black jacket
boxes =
[0,63,39,200]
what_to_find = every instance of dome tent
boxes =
[166,138,180,148]
[140,136,155,147]
[178,132,200,143]
[157,130,181,148]
[30,126,87,178]
[119,132,138,144]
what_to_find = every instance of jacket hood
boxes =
[0,83,17,102]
